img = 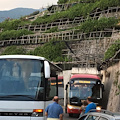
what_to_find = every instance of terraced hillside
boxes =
[0,0,120,68]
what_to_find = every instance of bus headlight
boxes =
[68,105,73,109]
[96,106,101,111]
[31,109,43,117]
[67,105,80,109]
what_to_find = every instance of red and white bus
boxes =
[65,74,104,117]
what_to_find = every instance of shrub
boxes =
[34,39,66,62]
[1,46,27,55]
[0,29,33,40]
[0,19,31,30]
[57,0,68,4]
[32,0,120,25]
[29,10,40,16]
[45,27,59,33]
[104,40,120,60]
[75,17,118,33]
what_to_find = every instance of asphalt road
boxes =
[63,113,79,120]
[60,100,79,120]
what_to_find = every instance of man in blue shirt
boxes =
[45,96,63,120]
[85,97,96,113]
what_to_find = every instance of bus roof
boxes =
[0,55,45,60]
[0,55,62,72]
[71,74,100,80]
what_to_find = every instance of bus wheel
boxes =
[69,113,73,117]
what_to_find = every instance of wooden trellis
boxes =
[47,3,74,14]
[0,29,119,67]
[0,29,119,46]
[17,6,120,32]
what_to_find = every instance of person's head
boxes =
[83,100,88,106]
[87,97,92,104]
[53,96,59,103]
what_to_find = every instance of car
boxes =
[78,109,120,120]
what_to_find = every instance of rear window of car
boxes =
[99,117,108,120]
[78,115,87,120]
[86,115,99,120]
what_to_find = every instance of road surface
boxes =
[63,112,79,120]
[60,100,79,120]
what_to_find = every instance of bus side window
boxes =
[46,77,57,100]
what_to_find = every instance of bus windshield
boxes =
[0,59,44,101]
[69,81,101,100]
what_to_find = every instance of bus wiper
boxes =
[0,95,35,100]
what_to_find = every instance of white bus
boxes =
[0,55,62,120]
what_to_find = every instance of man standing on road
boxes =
[85,97,96,113]
[45,96,63,120]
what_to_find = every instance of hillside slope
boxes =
[0,8,39,22]
[0,0,119,63]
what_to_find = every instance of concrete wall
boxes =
[102,61,120,111]
[63,70,72,107]
[71,67,99,75]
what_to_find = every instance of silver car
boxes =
[78,110,120,120]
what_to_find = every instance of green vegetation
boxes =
[0,17,32,41]
[28,10,40,16]
[57,0,68,4]
[33,39,66,62]
[0,19,31,31]
[45,27,59,33]
[104,40,120,60]
[0,29,33,40]
[1,39,67,62]
[75,17,118,33]
[1,46,27,55]
[0,0,120,62]
[57,0,97,4]
[32,0,120,25]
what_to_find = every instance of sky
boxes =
[0,0,58,11]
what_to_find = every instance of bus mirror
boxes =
[65,84,68,90]
[101,84,105,92]
[44,61,50,78]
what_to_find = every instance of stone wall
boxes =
[102,61,120,112]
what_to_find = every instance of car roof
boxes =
[113,113,120,119]
[84,112,114,117]
[79,111,120,120]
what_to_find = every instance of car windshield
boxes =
[69,79,101,100]
[0,58,44,101]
